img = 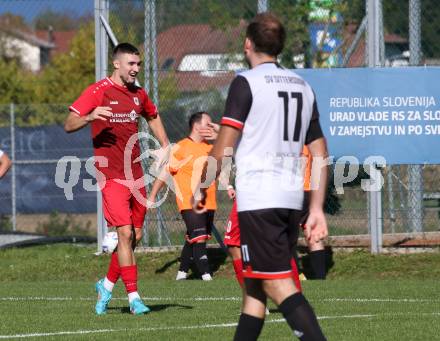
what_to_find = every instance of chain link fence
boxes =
[0,104,96,238]
[1,0,440,248]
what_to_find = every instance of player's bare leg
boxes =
[228,246,250,311]
[243,279,267,318]
[131,227,143,264]
[229,245,241,260]
[100,227,142,295]
[229,246,272,315]
[233,278,266,341]
[117,225,135,266]
[117,224,149,315]
[134,228,143,250]
[262,278,298,305]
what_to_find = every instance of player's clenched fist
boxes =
[86,106,113,122]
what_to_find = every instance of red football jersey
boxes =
[69,77,157,180]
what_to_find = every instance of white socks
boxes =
[128,291,141,303]
[103,277,140,304]
[103,277,115,292]
[202,273,213,281]
[177,272,212,281]
[176,271,188,280]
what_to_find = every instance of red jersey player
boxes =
[64,43,169,315]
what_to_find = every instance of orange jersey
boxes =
[302,146,312,192]
[169,138,217,212]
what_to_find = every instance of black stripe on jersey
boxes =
[305,99,324,144]
[221,76,253,130]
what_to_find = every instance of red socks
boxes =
[120,265,138,293]
[233,258,244,287]
[106,252,120,284]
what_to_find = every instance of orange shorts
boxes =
[100,179,147,228]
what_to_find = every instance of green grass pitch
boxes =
[1,245,440,340]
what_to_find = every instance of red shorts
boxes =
[224,200,240,247]
[100,179,147,228]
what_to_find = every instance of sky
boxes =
[0,0,93,22]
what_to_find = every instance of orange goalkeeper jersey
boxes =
[169,137,217,212]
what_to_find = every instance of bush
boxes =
[37,211,91,236]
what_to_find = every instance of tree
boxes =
[200,0,352,68]
[0,58,39,127]
[16,23,96,126]
[36,23,95,105]
[0,13,28,30]
[0,59,36,105]
[33,9,91,31]
[346,0,440,59]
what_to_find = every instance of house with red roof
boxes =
[0,21,76,72]
[156,23,246,93]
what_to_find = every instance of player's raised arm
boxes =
[192,75,251,211]
[64,107,113,133]
[192,125,239,211]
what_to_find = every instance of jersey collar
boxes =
[258,61,283,68]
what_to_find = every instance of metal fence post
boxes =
[94,0,109,253]
[10,103,16,232]
[366,0,384,253]
[150,0,159,108]
[407,0,423,233]
[257,0,268,13]
[366,0,382,67]
[342,16,367,67]
[144,0,151,94]
[387,167,396,233]
[148,0,165,246]
[369,181,383,253]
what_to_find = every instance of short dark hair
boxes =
[246,13,285,57]
[112,43,140,59]
[188,111,208,131]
